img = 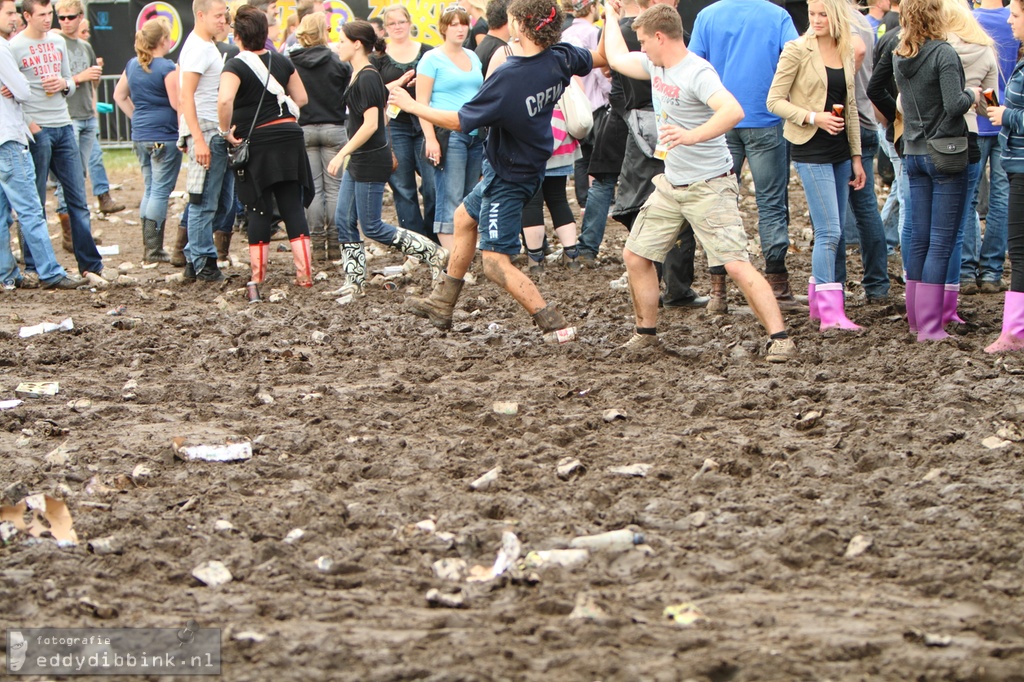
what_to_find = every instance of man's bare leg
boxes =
[624,246,661,329]
[481,251,547,313]
[445,204,479,280]
[725,261,784,335]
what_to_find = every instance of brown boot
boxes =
[97,192,125,214]
[170,227,188,267]
[707,273,729,314]
[532,305,577,343]
[214,230,232,261]
[765,272,808,312]
[404,274,464,329]
[142,219,170,263]
[59,213,72,253]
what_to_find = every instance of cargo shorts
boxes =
[625,172,750,267]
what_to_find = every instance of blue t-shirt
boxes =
[418,47,483,114]
[125,57,178,143]
[458,43,592,183]
[687,0,798,129]
[975,7,1021,136]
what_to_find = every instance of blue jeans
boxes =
[946,159,981,285]
[29,125,103,275]
[55,117,111,213]
[904,153,969,284]
[434,131,483,234]
[0,141,68,285]
[843,126,890,297]
[335,172,397,245]
[388,118,435,238]
[463,158,541,256]
[184,133,232,266]
[796,160,851,284]
[962,135,1009,284]
[726,123,790,271]
[880,137,903,254]
[134,141,182,225]
[579,173,616,257]
[900,160,913,274]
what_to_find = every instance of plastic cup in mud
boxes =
[984,88,998,107]
[386,103,401,119]
[832,104,844,117]
[383,281,398,292]
[544,327,577,345]
[246,281,261,304]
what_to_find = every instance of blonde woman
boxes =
[941,0,998,326]
[374,5,435,240]
[767,0,866,331]
[459,0,488,47]
[289,12,352,261]
[893,0,980,341]
[113,17,181,264]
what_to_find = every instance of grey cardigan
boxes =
[893,39,974,156]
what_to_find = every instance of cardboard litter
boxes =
[15,382,59,398]
[0,494,78,546]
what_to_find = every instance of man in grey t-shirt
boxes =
[603,2,794,362]
[54,0,124,216]
[10,0,104,279]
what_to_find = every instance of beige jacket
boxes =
[947,34,998,134]
[766,33,861,157]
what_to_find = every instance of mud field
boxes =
[2,157,1024,682]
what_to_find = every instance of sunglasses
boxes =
[442,4,464,13]
[58,13,80,20]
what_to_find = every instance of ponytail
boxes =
[135,17,171,73]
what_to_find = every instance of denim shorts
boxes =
[462,159,542,256]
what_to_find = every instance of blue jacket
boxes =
[1000,59,1024,174]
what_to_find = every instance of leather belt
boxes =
[672,170,734,189]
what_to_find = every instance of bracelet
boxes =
[809,111,816,127]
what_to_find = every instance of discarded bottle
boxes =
[569,528,644,552]
[524,548,590,569]
[544,327,577,345]
[246,281,261,304]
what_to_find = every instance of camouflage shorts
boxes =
[625,173,750,267]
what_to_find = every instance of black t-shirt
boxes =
[223,52,297,133]
[793,66,851,164]
[464,18,487,49]
[345,66,392,183]
[371,43,431,125]
[610,17,653,114]
[476,34,506,79]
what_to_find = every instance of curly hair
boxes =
[896,0,946,58]
[508,0,562,48]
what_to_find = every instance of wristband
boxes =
[809,112,816,127]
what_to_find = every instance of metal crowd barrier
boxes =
[96,74,133,148]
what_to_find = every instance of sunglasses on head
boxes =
[442,4,464,13]
[58,13,80,20]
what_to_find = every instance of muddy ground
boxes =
[2,158,1024,682]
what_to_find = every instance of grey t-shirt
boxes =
[62,35,95,120]
[640,51,733,187]
[8,32,75,128]
[848,8,877,130]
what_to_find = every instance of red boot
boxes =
[291,236,313,288]
[249,242,268,283]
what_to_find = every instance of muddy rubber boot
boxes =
[985,291,1024,353]
[766,272,807,312]
[808,278,820,321]
[142,219,171,263]
[248,242,268,283]
[340,241,367,294]
[533,304,577,343]
[707,273,729,314]
[816,283,862,331]
[915,282,948,342]
[97,192,125,214]
[405,274,464,329]
[59,213,72,253]
[905,280,919,333]
[392,227,449,281]
[327,228,342,261]
[291,235,313,288]
[214,230,232,262]
[942,283,965,326]
[310,224,327,262]
[170,227,188,267]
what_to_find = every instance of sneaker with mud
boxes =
[621,332,661,351]
[42,275,86,290]
[16,272,39,289]
[766,337,796,363]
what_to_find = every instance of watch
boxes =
[61,80,70,97]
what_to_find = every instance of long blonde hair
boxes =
[943,0,993,46]
[897,0,946,57]
[135,17,170,73]
[805,0,853,65]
